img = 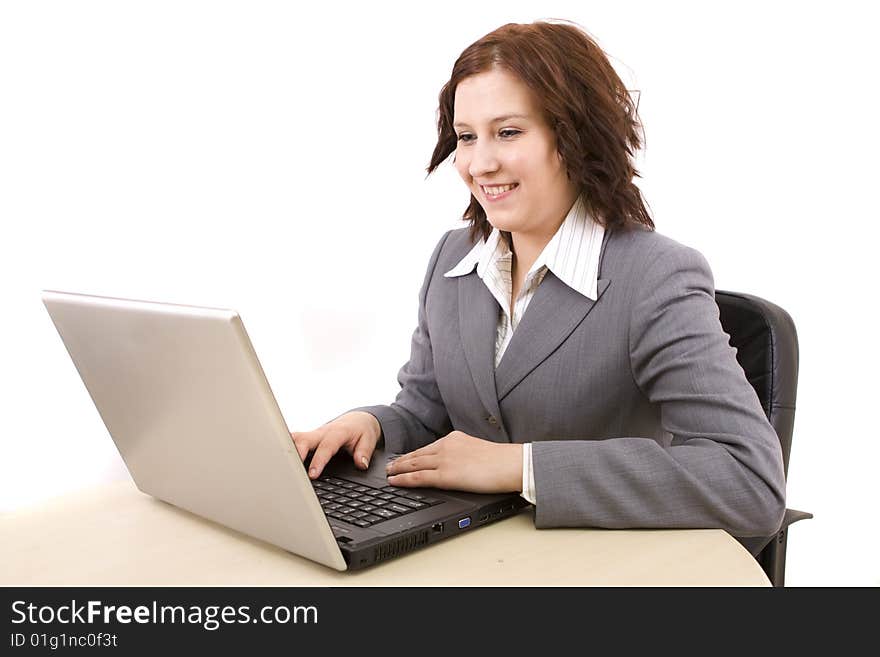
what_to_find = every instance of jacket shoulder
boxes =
[441,226,475,253]
[431,226,476,274]
[602,224,709,279]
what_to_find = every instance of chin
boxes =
[485,215,523,234]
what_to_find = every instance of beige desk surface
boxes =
[0,481,769,586]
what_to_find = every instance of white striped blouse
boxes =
[443,194,605,504]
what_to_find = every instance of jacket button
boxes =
[487,415,498,426]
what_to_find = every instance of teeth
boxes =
[483,183,517,196]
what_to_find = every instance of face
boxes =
[453,67,578,240]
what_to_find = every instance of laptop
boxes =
[42,290,529,571]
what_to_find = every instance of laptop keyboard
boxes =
[312,476,444,528]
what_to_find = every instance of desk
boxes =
[0,481,770,586]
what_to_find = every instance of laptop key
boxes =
[386,503,412,514]
[353,520,371,528]
[399,493,441,505]
[362,514,383,524]
[372,508,397,519]
[392,497,426,509]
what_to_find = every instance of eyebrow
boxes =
[453,113,530,129]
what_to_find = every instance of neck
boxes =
[508,188,580,273]
[509,224,559,276]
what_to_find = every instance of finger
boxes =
[308,435,345,480]
[393,443,438,463]
[386,470,434,488]
[352,435,378,470]
[290,431,316,462]
[386,455,439,475]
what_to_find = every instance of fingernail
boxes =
[309,468,316,477]
[361,456,369,468]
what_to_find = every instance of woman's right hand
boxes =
[290,411,382,480]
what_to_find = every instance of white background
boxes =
[1,1,877,586]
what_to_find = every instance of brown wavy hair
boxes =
[427,19,654,243]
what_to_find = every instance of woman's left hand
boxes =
[385,431,523,494]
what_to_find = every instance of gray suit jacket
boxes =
[354,224,786,543]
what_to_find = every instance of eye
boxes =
[456,129,521,143]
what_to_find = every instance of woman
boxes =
[291,20,786,549]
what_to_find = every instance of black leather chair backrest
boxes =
[715,290,812,585]
[715,290,799,476]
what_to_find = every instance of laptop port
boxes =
[431,522,444,533]
[458,517,471,529]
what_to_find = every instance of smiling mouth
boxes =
[480,183,519,199]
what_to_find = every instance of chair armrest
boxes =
[781,507,813,529]
[736,508,812,557]
[754,508,812,586]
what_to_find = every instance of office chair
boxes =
[715,290,812,587]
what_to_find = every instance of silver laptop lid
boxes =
[42,290,347,571]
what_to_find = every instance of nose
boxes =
[467,140,500,179]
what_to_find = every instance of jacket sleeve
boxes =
[530,243,787,538]
[349,231,454,455]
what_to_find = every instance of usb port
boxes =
[458,517,471,529]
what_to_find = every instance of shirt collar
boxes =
[443,195,605,300]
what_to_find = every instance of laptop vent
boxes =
[374,530,429,564]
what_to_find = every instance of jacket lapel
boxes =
[458,273,505,431]
[494,274,611,402]
[457,225,616,417]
